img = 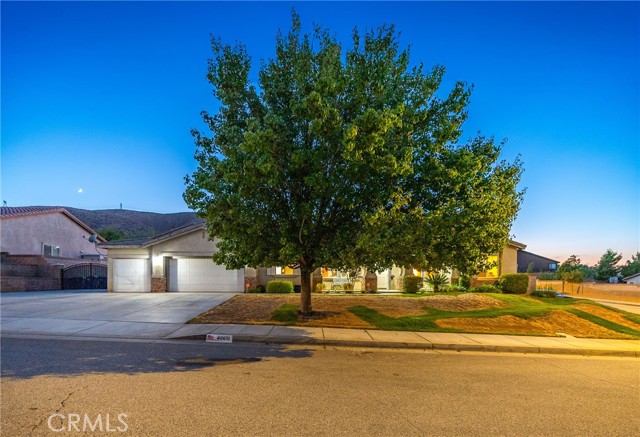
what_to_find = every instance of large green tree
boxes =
[594,249,622,281]
[184,13,523,314]
[620,252,640,279]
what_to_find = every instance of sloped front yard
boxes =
[189,293,640,339]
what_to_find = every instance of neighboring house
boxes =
[473,240,527,280]
[0,206,106,266]
[622,273,640,284]
[516,250,559,273]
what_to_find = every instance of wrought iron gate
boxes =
[61,263,107,289]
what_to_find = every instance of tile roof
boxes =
[0,206,106,242]
[0,206,67,217]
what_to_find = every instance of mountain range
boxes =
[64,207,202,241]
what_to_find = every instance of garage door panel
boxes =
[114,259,150,292]
[168,258,242,292]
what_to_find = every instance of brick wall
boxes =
[151,277,167,293]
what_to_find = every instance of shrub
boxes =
[537,272,557,280]
[402,275,423,294]
[498,273,529,294]
[531,289,557,298]
[441,284,468,293]
[266,280,294,294]
[561,270,584,284]
[471,284,501,293]
[458,276,471,289]
[426,272,448,292]
[315,283,324,293]
[247,286,264,293]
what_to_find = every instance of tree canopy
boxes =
[594,249,622,281]
[184,12,524,313]
[620,252,640,279]
[557,254,593,283]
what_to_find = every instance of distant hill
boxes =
[63,207,203,241]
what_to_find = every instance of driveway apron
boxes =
[0,291,235,338]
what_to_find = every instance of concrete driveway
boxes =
[0,290,234,339]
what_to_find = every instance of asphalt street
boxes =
[2,337,639,436]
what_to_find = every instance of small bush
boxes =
[426,272,448,292]
[247,286,264,293]
[403,275,423,294]
[266,280,294,294]
[441,284,468,293]
[315,283,324,293]
[458,276,471,289]
[498,273,529,294]
[531,289,557,298]
[471,284,502,293]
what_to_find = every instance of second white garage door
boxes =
[168,258,243,292]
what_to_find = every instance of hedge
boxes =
[266,280,294,294]
[498,273,529,294]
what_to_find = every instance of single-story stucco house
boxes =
[101,221,528,293]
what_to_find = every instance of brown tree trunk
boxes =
[300,267,313,315]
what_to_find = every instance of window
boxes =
[478,256,499,278]
[549,263,557,271]
[274,266,294,275]
[43,245,60,257]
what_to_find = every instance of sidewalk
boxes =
[3,318,638,357]
[166,323,640,357]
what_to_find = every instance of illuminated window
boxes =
[274,266,294,275]
[412,269,430,278]
[485,256,499,277]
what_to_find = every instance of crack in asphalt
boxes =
[31,384,89,433]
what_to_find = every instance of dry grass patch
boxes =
[573,304,640,331]
[436,310,637,339]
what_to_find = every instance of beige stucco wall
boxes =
[1,213,102,259]
[500,245,519,275]
[149,229,220,278]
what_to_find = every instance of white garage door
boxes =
[168,258,243,292]
[113,259,150,292]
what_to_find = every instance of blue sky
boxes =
[2,1,638,265]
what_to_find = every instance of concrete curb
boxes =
[174,334,640,358]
